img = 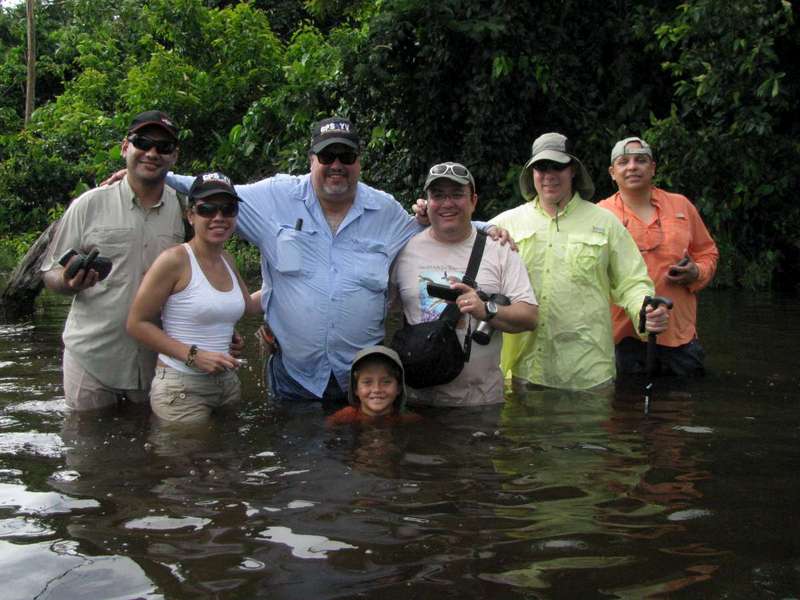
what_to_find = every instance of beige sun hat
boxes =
[518,132,595,201]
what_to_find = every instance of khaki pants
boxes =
[150,365,241,423]
[63,349,149,411]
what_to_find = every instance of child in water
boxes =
[326,346,420,426]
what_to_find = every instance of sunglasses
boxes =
[532,160,572,172]
[194,202,239,218]
[128,134,177,155]
[316,149,358,165]
[429,163,472,178]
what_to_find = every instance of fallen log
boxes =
[1,220,59,318]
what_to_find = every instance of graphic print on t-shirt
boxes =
[418,269,465,322]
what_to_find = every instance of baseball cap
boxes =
[519,132,595,201]
[310,117,360,153]
[423,162,476,192]
[610,137,653,163]
[348,345,407,410]
[127,110,180,141]
[188,172,240,202]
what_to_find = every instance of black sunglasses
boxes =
[128,134,177,155]
[194,202,238,218]
[316,149,358,165]
[532,160,572,172]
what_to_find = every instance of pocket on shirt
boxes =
[567,237,608,285]
[352,239,390,292]
[275,226,316,275]
[86,227,136,262]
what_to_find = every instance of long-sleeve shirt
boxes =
[167,172,422,397]
[597,187,718,347]
[489,194,654,390]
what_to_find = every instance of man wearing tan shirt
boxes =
[42,111,185,410]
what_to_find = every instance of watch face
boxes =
[487,301,498,316]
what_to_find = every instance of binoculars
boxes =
[59,248,113,281]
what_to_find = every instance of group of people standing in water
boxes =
[40,111,717,424]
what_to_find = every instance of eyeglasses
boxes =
[316,149,358,165]
[127,134,177,155]
[429,163,472,178]
[532,160,571,172]
[194,202,239,218]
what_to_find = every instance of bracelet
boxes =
[185,344,198,367]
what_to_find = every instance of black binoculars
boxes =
[59,248,113,281]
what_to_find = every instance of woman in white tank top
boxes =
[127,173,262,423]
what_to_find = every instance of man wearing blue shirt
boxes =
[167,117,425,402]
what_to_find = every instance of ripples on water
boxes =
[0,290,798,599]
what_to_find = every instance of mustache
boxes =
[324,167,348,177]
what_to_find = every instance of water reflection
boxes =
[0,290,798,597]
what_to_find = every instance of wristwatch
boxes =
[484,300,498,321]
[185,344,198,367]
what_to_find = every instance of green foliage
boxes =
[0,0,797,288]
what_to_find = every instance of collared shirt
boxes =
[167,172,423,397]
[489,193,654,390]
[598,187,719,347]
[42,177,185,389]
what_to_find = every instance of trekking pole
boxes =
[638,295,673,414]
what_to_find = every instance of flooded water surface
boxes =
[0,289,798,599]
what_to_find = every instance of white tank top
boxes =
[159,243,245,373]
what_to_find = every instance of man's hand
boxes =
[450,281,489,320]
[100,168,127,187]
[229,331,245,358]
[485,225,517,251]
[62,256,100,292]
[255,324,279,358]
[644,304,669,334]
[412,198,430,227]
[665,252,699,286]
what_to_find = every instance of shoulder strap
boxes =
[439,230,488,323]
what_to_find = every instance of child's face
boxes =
[355,363,400,417]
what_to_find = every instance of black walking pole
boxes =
[638,295,673,414]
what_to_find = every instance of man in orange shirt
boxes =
[598,137,719,376]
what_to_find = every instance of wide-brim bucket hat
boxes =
[348,346,407,412]
[519,132,595,201]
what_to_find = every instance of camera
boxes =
[426,282,461,302]
[472,293,510,345]
[58,248,113,281]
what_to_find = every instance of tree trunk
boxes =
[1,220,58,318]
[25,0,36,124]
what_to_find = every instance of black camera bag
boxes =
[391,231,486,389]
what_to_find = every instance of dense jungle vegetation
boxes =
[0,0,797,288]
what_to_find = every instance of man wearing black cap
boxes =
[162,116,432,403]
[42,110,186,410]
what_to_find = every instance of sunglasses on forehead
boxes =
[316,149,359,165]
[532,160,572,172]
[429,163,471,178]
[127,134,177,155]
[193,201,239,218]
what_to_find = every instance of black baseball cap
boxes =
[128,110,180,141]
[188,172,240,202]
[310,117,360,153]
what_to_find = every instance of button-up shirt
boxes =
[490,194,653,390]
[42,177,185,389]
[168,172,422,396]
[598,187,719,347]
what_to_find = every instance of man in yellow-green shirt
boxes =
[490,133,669,390]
